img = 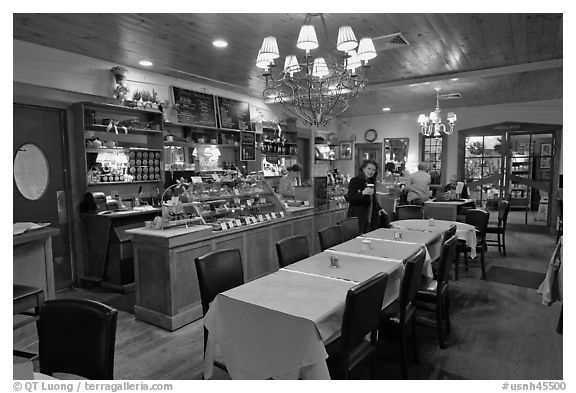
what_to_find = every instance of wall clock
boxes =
[364,129,378,142]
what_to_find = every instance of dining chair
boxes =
[325,272,389,379]
[13,284,44,360]
[379,210,392,229]
[378,248,426,379]
[13,284,44,330]
[456,209,490,280]
[318,225,344,251]
[339,217,361,241]
[275,235,310,268]
[396,205,424,220]
[416,235,458,349]
[37,298,118,380]
[431,224,456,280]
[485,200,511,256]
[195,248,244,374]
[442,224,457,244]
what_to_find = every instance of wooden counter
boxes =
[82,208,161,292]
[13,227,59,347]
[126,206,347,331]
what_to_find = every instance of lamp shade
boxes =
[312,57,329,78]
[256,50,274,69]
[447,112,457,123]
[336,26,358,52]
[357,37,377,61]
[283,55,300,75]
[417,114,428,124]
[259,36,280,59]
[297,25,319,51]
[345,50,361,72]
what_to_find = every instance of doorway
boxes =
[13,104,73,289]
[354,143,383,180]
[459,123,561,229]
[507,132,555,226]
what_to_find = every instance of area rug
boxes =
[104,292,136,314]
[486,266,546,289]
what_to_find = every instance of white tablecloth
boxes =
[204,253,404,380]
[329,236,434,279]
[391,219,478,259]
[364,228,443,261]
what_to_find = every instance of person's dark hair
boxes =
[287,164,301,172]
[357,159,379,180]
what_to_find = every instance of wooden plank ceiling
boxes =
[13,13,563,118]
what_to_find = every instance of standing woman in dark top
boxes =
[346,159,387,233]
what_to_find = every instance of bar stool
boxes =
[13,284,44,359]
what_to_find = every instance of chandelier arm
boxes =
[278,89,316,126]
[275,93,314,126]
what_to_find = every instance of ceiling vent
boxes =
[439,93,462,100]
[372,32,410,52]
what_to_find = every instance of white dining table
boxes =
[329,236,434,279]
[391,219,478,259]
[364,227,443,262]
[203,249,406,380]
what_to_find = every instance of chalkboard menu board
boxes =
[171,86,217,127]
[217,97,252,131]
[241,132,256,161]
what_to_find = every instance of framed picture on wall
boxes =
[540,143,552,157]
[339,141,353,160]
[540,157,551,169]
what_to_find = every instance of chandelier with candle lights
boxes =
[255,14,377,127]
[417,88,457,137]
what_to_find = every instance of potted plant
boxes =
[113,82,129,103]
[111,66,128,83]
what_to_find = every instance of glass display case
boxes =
[162,174,286,231]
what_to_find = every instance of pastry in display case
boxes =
[162,174,286,231]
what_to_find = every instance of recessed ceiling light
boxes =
[451,78,459,81]
[382,107,391,111]
[139,60,153,66]
[213,40,228,48]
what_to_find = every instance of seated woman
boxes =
[444,175,469,198]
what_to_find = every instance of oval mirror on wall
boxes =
[14,143,49,201]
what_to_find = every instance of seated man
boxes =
[405,162,431,205]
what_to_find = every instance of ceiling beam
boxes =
[366,59,563,91]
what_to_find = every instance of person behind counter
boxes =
[346,160,388,234]
[405,162,431,205]
[278,164,301,198]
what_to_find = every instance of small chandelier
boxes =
[255,14,377,127]
[418,88,457,137]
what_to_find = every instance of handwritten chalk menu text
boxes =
[217,97,252,131]
[241,131,256,161]
[171,87,217,127]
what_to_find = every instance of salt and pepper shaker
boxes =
[329,255,340,268]
[361,237,372,250]
[429,217,435,226]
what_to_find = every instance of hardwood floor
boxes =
[51,230,562,380]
